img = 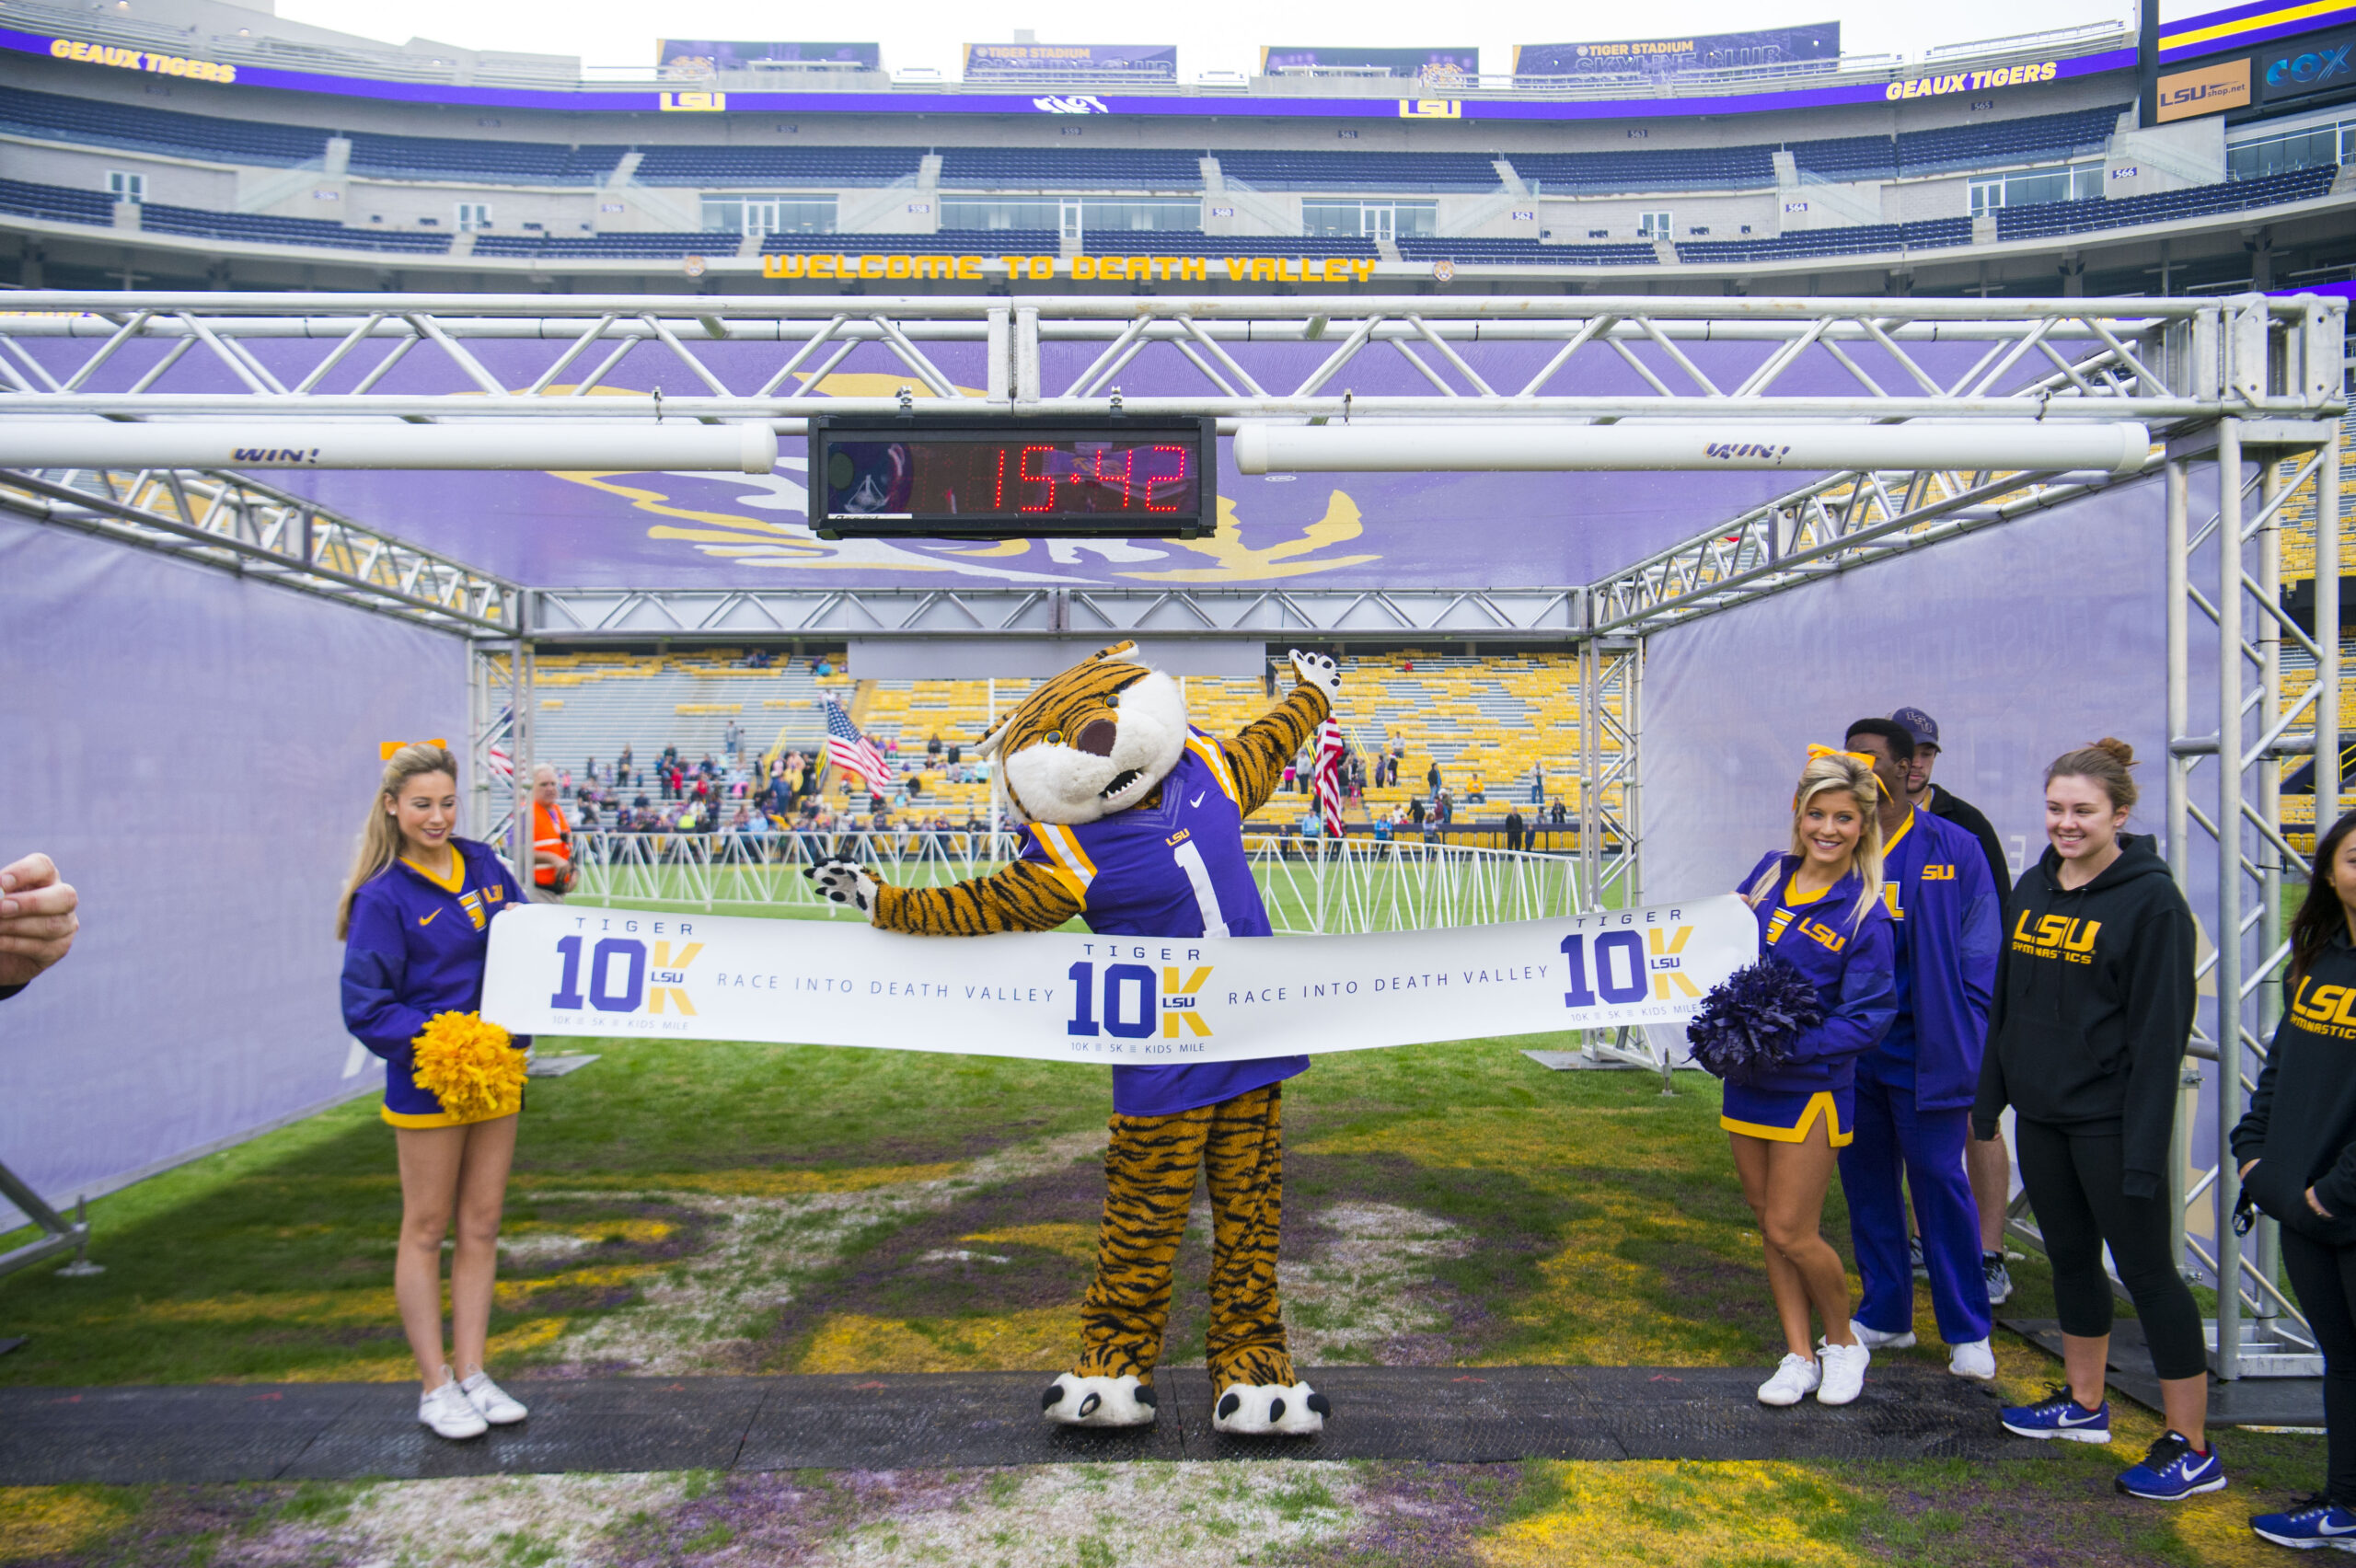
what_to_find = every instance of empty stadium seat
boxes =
[473,231,718,259]
[1510,146,1778,193]
[0,85,327,167]
[1216,152,1504,193]
[632,145,930,186]
[1898,105,2124,179]
[762,227,1060,254]
[937,148,1206,189]
[136,203,453,252]
[0,176,114,226]
[343,133,625,185]
[1118,235,1380,257]
[1992,166,2337,241]
[1677,225,1904,263]
[1786,135,1897,180]
[1395,236,1657,265]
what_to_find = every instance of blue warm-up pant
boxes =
[1839,1072,1992,1344]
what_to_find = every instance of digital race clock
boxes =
[809,414,1216,540]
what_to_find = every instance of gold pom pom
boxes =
[410,1010,525,1123]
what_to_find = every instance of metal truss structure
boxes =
[6,289,2350,1378]
[0,465,516,633]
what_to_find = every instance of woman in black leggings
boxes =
[2237,808,2356,1551]
[1973,740,2218,1498]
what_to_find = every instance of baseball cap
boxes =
[1890,707,1941,750]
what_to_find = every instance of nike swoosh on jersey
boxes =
[1190,792,1206,807]
[417,910,441,927]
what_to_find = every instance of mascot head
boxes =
[980,641,1188,825]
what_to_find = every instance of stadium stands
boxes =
[1897,105,2125,178]
[1217,152,1505,193]
[135,203,455,252]
[937,148,1206,189]
[1396,236,1657,265]
[1993,165,2338,239]
[1510,146,1778,193]
[631,145,930,186]
[1675,216,1972,263]
[0,85,327,167]
[1786,135,1899,181]
[472,231,717,259]
[1785,107,2129,182]
[763,228,1060,254]
[0,176,114,225]
[1105,235,1380,258]
[343,133,626,185]
[538,650,1598,826]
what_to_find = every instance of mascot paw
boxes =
[806,858,878,919]
[1288,649,1342,703]
[1212,1380,1328,1437]
[1040,1372,1158,1428]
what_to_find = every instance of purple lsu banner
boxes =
[657,40,881,73]
[480,897,1756,1063]
[1515,24,1842,80]
[964,43,1178,77]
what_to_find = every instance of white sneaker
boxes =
[1757,1352,1822,1406]
[1849,1317,1917,1351]
[419,1375,488,1441]
[1947,1338,1997,1381]
[1816,1340,1871,1405]
[460,1370,528,1424]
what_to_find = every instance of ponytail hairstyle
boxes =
[2288,807,2356,992]
[336,744,460,938]
[2046,736,2140,815]
[1744,751,1888,927]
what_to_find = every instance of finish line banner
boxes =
[481,896,1754,1064]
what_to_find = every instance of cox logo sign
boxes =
[550,935,701,1015]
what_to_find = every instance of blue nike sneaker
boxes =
[2243,1497,2356,1544]
[2117,1431,2227,1500]
[2251,1494,2356,1551]
[1999,1382,2112,1443]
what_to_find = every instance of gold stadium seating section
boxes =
[529,649,1607,824]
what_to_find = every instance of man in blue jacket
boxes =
[1840,719,2002,1379]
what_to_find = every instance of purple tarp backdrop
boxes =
[1640,468,2246,1272]
[0,513,467,1224]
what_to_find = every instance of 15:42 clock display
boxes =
[810,415,1216,539]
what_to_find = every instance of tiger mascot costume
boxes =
[810,641,1340,1436]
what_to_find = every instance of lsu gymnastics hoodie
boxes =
[1971,834,2196,1198]
[2232,929,2356,1245]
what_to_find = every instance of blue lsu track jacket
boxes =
[1865,807,2000,1110]
[1738,851,1899,1095]
[340,836,531,1124]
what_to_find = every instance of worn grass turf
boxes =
[0,1028,2329,1565]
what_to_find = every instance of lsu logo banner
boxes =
[482,896,1756,1064]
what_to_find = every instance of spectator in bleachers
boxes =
[1409,797,1426,836]
[1506,808,1526,853]
[1531,764,1545,805]
[1427,759,1442,797]
[1372,813,1394,843]
[617,744,634,790]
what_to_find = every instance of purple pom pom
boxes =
[1684,956,1824,1085]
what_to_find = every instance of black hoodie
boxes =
[2231,928,2356,1246]
[1972,834,2196,1198]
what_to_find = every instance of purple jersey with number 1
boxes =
[1020,730,1308,1116]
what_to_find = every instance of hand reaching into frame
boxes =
[0,852,77,990]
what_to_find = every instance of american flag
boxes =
[1315,719,1345,837]
[824,698,887,786]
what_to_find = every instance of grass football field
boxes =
[0,882,2327,1567]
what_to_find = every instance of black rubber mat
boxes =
[2002,1317,2327,1426]
[0,1363,2053,1485]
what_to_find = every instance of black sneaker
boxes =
[1983,1251,2013,1306]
